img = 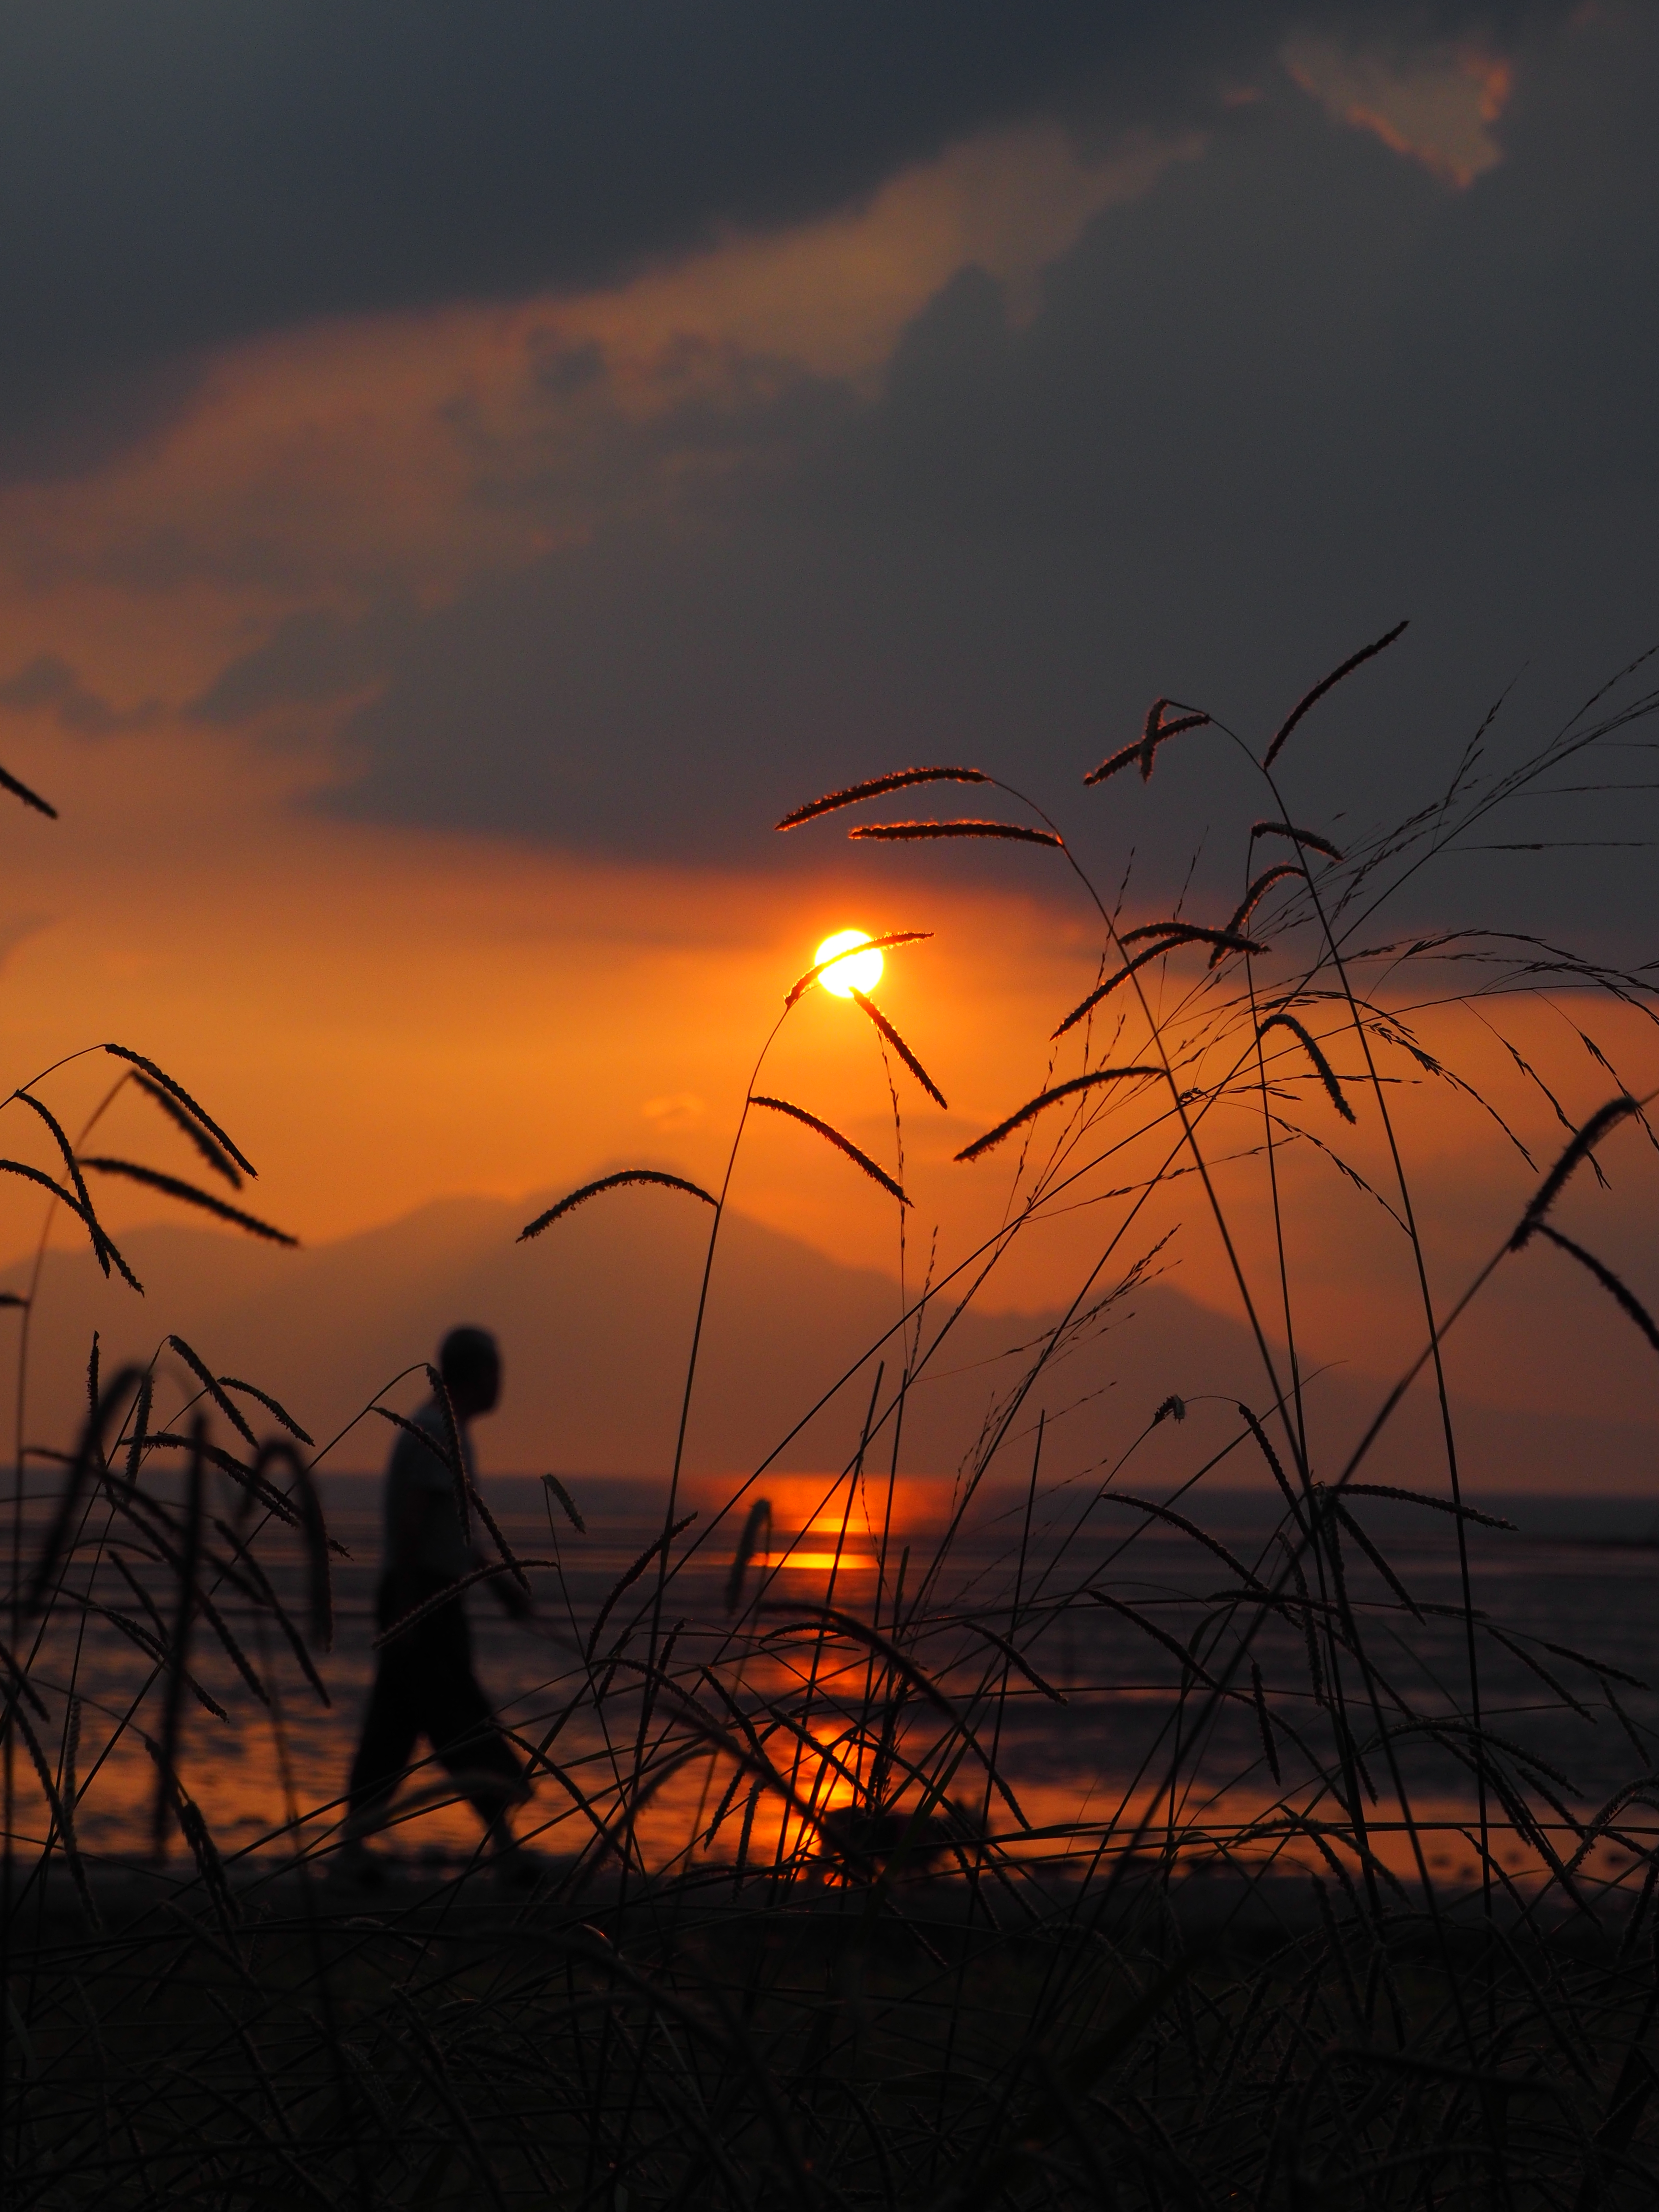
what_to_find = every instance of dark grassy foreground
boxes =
[6,1854,1659,2207]
[8,637,1659,2204]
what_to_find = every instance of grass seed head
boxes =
[775,765,989,830]
[1262,618,1408,770]
[749,1095,909,1203]
[519,1168,718,1240]
[847,818,1061,846]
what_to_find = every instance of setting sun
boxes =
[814,928,884,997]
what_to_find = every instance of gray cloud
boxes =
[190,604,421,725]
[0,653,159,733]
[189,9,1655,943]
[0,1,1563,478]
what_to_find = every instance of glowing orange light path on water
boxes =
[763,1551,877,1571]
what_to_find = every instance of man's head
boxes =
[439,1325,501,1420]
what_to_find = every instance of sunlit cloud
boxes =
[0,114,1199,780]
[542,118,1203,381]
[642,1092,707,1131]
[1282,34,1513,187]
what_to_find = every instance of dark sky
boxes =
[0,2,1555,414]
[4,0,1655,940]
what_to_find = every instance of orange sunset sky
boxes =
[1,3,1657,1481]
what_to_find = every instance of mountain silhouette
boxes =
[4,1192,1651,1495]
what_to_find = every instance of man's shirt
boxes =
[384,1399,478,1587]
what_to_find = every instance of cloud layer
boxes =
[160,8,1655,932]
[0,1,1651,943]
[0,3,1561,463]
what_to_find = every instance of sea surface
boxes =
[8,1474,1659,1896]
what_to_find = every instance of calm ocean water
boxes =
[10,1474,1659,1889]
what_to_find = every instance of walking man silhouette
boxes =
[341,1325,532,1883]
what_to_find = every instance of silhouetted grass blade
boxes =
[1121,920,1254,951]
[956,1067,1160,1162]
[724,1498,771,1614]
[153,1417,205,1859]
[1250,1661,1282,1783]
[0,757,58,817]
[27,1364,149,1610]
[1103,1494,1270,1593]
[469,1469,528,1593]
[1511,1095,1638,1248]
[1345,1483,1515,1529]
[1530,1224,1659,1355]
[166,1334,259,1446]
[371,1399,474,1553]
[79,1158,296,1243]
[847,818,1062,845]
[0,1156,144,1289]
[14,1705,98,1928]
[963,1621,1065,1702]
[217,1375,313,1446]
[775,764,988,829]
[375,1560,559,1648]
[587,1514,697,1660]
[1262,618,1409,769]
[14,1090,115,1275]
[1083,702,1210,786]
[123,1368,152,1490]
[782,928,933,1007]
[543,1473,586,1533]
[1214,865,1304,961]
[255,1438,334,1652]
[0,1630,48,1717]
[132,1070,244,1188]
[101,1045,257,1175]
[1257,1012,1356,1121]
[1085,1589,1219,1686]
[1486,1624,1597,1725]
[748,1095,908,1203]
[147,1745,240,1933]
[1252,817,1344,860]
[424,1362,472,1548]
[214,1516,330,1703]
[1053,934,1264,1037]
[1537,1638,1647,1691]
[518,1168,718,1239]
[1331,1500,1424,1619]
[372,1404,454,1467]
[847,987,948,1107]
[142,1431,305,1528]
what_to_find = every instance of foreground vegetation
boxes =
[6,633,1659,2204]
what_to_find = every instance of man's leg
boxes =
[342,1582,424,1857]
[421,1609,526,1854]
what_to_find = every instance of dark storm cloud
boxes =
[0,0,1560,478]
[212,5,1658,945]
[0,653,158,733]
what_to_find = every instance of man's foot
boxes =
[336,1841,391,1891]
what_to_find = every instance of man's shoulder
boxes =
[389,1403,456,1489]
